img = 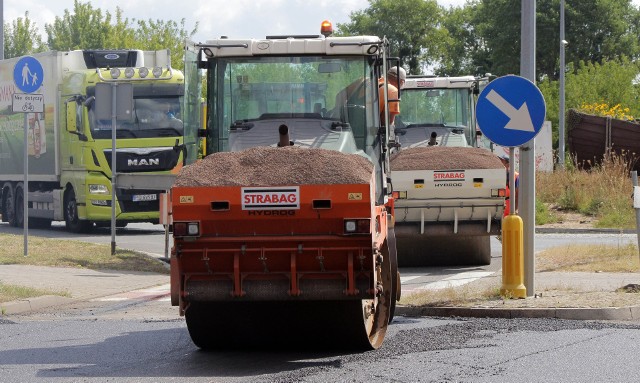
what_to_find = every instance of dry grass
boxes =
[0,283,69,304]
[399,280,502,307]
[0,233,169,274]
[536,152,636,228]
[400,242,640,308]
[536,243,640,272]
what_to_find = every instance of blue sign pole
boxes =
[13,56,45,256]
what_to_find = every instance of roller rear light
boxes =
[173,221,200,238]
[492,188,507,197]
[344,218,370,234]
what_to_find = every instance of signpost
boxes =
[12,56,45,256]
[476,74,546,299]
[95,82,134,255]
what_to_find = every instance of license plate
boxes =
[132,194,157,202]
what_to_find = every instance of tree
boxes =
[133,18,198,71]
[45,0,113,50]
[436,5,484,76]
[44,1,197,71]
[3,11,46,58]
[105,7,136,50]
[336,0,445,75]
[538,57,640,148]
[465,0,640,80]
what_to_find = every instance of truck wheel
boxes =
[14,185,25,228]
[64,188,93,233]
[2,184,17,227]
[387,225,400,323]
[470,236,492,266]
[185,303,217,349]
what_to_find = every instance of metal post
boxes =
[111,83,117,255]
[558,0,566,168]
[520,0,536,297]
[632,171,640,260]
[0,0,4,60]
[23,113,28,256]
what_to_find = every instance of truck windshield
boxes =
[207,55,380,157]
[398,88,470,130]
[89,96,184,139]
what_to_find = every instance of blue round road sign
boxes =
[476,75,546,147]
[14,56,44,94]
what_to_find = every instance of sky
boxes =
[2,0,468,43]
[4,0,640,44]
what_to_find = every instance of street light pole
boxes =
[559,0,566,169]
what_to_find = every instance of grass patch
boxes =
[536,152,636,229]
[0,233,169,274]
[536,242,640,272]
[0,282,70,304]
[535,198,560,225]
[401,242,640,307]
[400,279,503,307]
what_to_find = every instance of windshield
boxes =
[398,88,470,129]
[207,55,380,157]
[90,95,184,139]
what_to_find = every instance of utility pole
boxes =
[559,0,566,169]
[1,0,4,60]
[520,0,536,297]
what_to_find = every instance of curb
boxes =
[397,305,640,321]
[1,295,75,316]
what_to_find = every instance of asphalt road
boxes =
[2,297,639,383]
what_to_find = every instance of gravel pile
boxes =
[174,146,374,187]
[390,146,503,171]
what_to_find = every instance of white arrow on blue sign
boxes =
[476,75,546,148]
[13,56,44,94]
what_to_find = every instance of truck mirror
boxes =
[83,96,95,109]
[66,102,76,133]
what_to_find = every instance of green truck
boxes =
[0,49,200,232]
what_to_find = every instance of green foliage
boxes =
[133,18,198,72]
[437,0,640,80]
[3,11,47,58]
[436,5,480,76]
[42,0,197,71]
[538,57,640,150]
[336,0,445,75]
[45,0,112,50]
[535,199,559,225]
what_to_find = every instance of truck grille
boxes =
[104,147,181,173]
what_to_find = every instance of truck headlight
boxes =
[89,184,109,194]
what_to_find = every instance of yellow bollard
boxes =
[500,214,526,298]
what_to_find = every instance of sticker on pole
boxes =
[13,56,44,94]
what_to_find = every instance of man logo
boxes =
[128,158,160,166]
